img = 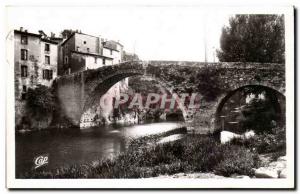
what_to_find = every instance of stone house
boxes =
[58,32,124,75]
[14,29,59,129]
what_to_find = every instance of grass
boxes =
[18,131,264,179]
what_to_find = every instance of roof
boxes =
[71,50,113,59]
[61,32,76,46]
[14,30,41,38]
[103,40,122,51]
[61,32,124,50]
[41,38,59,45]
[61,32,99,46]
[50,37,64,43]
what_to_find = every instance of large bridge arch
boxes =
[80,74,189,126]
[56,61,144,126]
[56,61,188,127]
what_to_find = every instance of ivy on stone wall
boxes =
[26,84,57,121]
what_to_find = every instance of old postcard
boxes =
[5,5,295,189]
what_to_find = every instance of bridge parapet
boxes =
[146,61,285,70]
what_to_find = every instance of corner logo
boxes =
[34,154,49,169]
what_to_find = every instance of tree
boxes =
[26,85,56,121]
[60,29,81,39]
[217,15,285,63]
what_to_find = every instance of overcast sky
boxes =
[6,6,231,62]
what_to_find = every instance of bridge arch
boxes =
[214,84,285,133]
[80,74,188,127]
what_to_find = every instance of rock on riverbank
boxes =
[254,155,287,178]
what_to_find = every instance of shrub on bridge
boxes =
[196,66,225,101]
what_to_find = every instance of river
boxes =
[15,122,185,177]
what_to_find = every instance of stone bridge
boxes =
[55,60,285,131]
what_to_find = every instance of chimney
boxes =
[98,36,103,55]
[20,27,23,31]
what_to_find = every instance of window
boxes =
[22,85,27,92]
[43,69,53,80]
[21,65,28,77]
[94,57,97,64]
[21,49,28,60]
[103,58,106,65]
[49,70,53,79]
[87,48,90,53]
[45,44,50,52]
[83,41,86,44]
[76,46,79,51]
[21,93,26,100]
[21,35,28,45]
[64,56,68,64]
[45,56,50,64]
[110,49,113,55]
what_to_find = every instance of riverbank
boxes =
[19,129,281,179]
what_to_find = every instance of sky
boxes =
[6,6,231,62]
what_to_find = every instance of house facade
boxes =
[14,29,59,129]
[58,32,124,75]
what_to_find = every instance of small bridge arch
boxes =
[214,84,286,133]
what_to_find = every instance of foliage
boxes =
[214,146,259,177]
[19,134,260,178]
[240,97,279,133]
[231,126,286,154]
[196,66,225,101]
[26,84,56,120]
[217,15,285,63]
[60,29,81,39]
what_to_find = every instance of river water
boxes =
[15,122,185,177]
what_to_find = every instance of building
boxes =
[122,51,139,62]
[14,29,59,100]
[58,32,124,75]
[14,28,60,129]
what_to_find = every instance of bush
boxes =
[231,127,286,154]
[196,67,225,101]
[214,146,260,177]
[26,84,56,120]
[254,127,286,153]
[182,135,224,172]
